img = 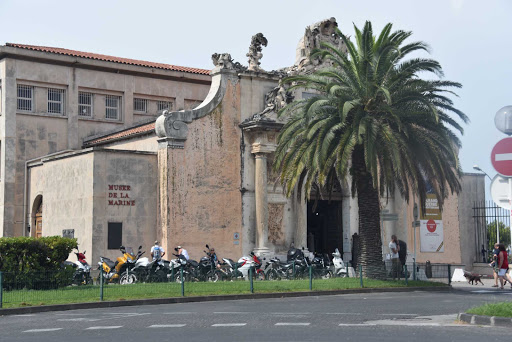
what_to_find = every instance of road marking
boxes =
[214,312,252,314]
[58,318,100,322]
[324,313,362,315]
[379,313,417,316]
[85,326,123,330]
[495,153,512,161]
[212,323,247,327]
[271,312,311,315]
[163,312,195,314]
[148,324,186,328]
[472,290,499,293]
[339,323,377,326]
[23,328,63,333]
[275,323,310,326]
[13,314,36,317]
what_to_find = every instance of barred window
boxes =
[157,101,172,112]
[78,92,93,117]
[48,88,65,114]
[134,98,147,113]
[105,95,121,120]
[17,85,33,111]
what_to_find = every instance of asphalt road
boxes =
[1,288,511,342]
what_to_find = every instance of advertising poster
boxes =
[420,194,444,252]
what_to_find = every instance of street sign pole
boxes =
[412,203,419,261]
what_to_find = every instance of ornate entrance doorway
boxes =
[307,200,342,255]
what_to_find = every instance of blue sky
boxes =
[1,0,510,196]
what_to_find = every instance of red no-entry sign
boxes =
[491,137,512,176]
[426,219,437,233]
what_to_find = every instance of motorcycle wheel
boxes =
[206,270,220,282]
[266,269,280,281]
[256,271,266,281]
[321,270,334,280]
[120,272,137,285]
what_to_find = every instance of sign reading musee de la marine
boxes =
[419,194,444,253]
[108,184,135,206]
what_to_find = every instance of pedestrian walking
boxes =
[497,243,512,290]
[389,235,400,280]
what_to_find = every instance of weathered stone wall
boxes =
[105,134,158,152]
[163,79,243,260]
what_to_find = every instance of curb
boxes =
[458,313,512,327]
[0,286,449,316]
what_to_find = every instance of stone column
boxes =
[253,152,270,255]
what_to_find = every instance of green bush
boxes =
[0,236,77,289]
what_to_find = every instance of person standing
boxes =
[177,245,189,260]
[497,243,512,289]
[389,235,400,280]
[490,243,500,288]
[151,241,165,261]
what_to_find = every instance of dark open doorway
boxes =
[307,200,343,255]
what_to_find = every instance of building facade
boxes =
[2,18,487,268]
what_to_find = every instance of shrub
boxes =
[0,236,77,289]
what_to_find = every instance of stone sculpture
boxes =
[247,33,268,72]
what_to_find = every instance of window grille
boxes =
[105,95,121,120]
[78,92,93,117]
[157,100,172,112]
[47,88,65,114]
[17,85,33,111]
[134,98,147,113]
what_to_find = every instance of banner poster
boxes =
[420,194,444,252]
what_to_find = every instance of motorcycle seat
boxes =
[101,257,116,268]
[188,259,199,267]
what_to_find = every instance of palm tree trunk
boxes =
[352,146,386,278]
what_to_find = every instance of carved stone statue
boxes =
[247,33,268,72]
[211,53,234,70]
[291,17,347,74]
[261,79,293,115]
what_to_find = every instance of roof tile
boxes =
[85,122,155,146]
[6,43,211,75]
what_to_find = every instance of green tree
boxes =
[274,22,467,277]
[487,221,511,252]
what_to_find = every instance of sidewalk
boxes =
[451,277,512,291]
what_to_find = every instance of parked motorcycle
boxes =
[332,248,348,277]
[310,253,333,279]
[237,252,266,280]
[183,245,219,282]
[132,254,168,283]
[98,246,144,284]
[73,248,93,285]
[217,257,245,281]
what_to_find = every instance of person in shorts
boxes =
[490,243,500,287]
[497,243,512,289]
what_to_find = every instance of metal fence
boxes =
[473,200,511,262]
[0,261,452,309]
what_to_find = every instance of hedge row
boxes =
[0,236,77,289]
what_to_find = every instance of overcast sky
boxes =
[1,0,510,195]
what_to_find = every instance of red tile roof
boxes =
[84,121,156,146]
[6,43,211,75]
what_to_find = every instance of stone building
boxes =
[1,18,486,268]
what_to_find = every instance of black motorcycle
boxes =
[183,245,219,282]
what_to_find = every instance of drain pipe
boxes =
[22,150,74,237]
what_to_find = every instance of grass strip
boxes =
[467,301,512,318]
[1,278,445,309]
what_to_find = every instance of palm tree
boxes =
[274,21,468,277]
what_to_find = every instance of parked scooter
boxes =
[98,246,144,284]
[64,248,93,285]
[332,248,348,277]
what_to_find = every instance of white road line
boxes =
[212,323,247,327]
[324,313,362,315]
[23,328,63,333]
[495,153,512,161]
[58,318,100,322]
[148,324,186,328]
[275,323,310,326]
[213,312,252,314]
[13,314,36,317]
[271,312,311,315]
[339,323,377,326]
[85,326,123,330]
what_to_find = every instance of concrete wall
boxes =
[91,150,158,264]
[27,151,94,259]
[1,54,210,237]
[105,134,158,153]
[458,173,486,268]
[27,149,157,263]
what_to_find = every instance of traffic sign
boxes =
[491,174,512,210]
[491,137,512,176]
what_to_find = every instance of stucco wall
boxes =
[104,134,158,152]
[91,150,157,263]
[161,78,243,261]
[27,152,94,260]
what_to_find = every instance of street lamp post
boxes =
[473,165,499,245]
